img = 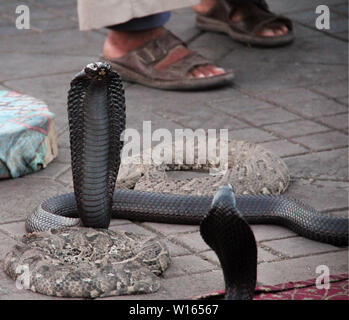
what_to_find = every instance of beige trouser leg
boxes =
[77,0,200,30]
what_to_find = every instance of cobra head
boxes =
[84,62,112,79]
[211,184,237,211]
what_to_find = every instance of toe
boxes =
[280,25,289,34]
[190,68,205,79]
[210,66,226,76]
[189,65,226,79]
[258,24,289,37]
[274,29,283,36]
[257,28,275,37]
[197,66,213,78]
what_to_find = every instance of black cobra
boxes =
[200,185,257,300]
[25,62,348,299]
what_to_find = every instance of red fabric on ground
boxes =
[195,274,349,300]
[254,274,348,300]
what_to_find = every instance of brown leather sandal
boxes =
[100,30,234,91]
[196,0,294,47]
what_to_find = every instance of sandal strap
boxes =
[136,31,184,65]
[164,51,212,77]
[108,30,215,81]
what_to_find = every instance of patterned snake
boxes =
[25,62,348,299]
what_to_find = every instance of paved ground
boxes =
[0,0,348,300]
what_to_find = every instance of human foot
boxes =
[194,0,294,47]
[230,4,289,37]
[103,27,226,79]
[193,0,289,37]
[101,28,234,90]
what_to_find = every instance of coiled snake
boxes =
[25,62,348,300]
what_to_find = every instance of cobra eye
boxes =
[86,63,98,71]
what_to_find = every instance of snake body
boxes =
[66,62,125,229]
[24,62,348,299]
[27,188,348,247]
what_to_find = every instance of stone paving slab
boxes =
[284,148,348,180]
[208,92,275,113]
[170,232,211,253]
[170,255,216,274]
[310,82,349,99]
[0,221,26,239]
[55,165,73,188]
[251,225,297,242]
[30,162,70,181]
[292,130,348,151]
[0,232,17,262]
[256,86,339,105]
[334,32,348,42]
[224,61,346,95]
[54,146,71,164]
[229,127,278,143]
[161,239,191,257]
[233,107,301,126]
[0,53,96,83]
[337,96,349,105]
[0,0,348,300]
[287,179,348,212]
[259,139,308,157]
[190,32,237,61]
[0,176,69,222]
[199,247,279,265]
[0,22,36,37]
[287,9,346,30]
[294,14,349,41]
[162,271,224,299]
[142,222,199,236]
[165,7,201,43]
[277,98,347,119]
[236,32,349,66]
[154,102,249,131]
[262,237,341,258]
[317,113,348,131]
[263,120,330,139]
[31,16,78,31]
[257,251,348,286]
[0,0,56,21]
[267,0,346,14]
[0,30,104,57]
[332,3,348,17]
[109,223,156,238]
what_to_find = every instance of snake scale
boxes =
[25,62,348,299]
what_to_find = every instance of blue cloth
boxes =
[108,12,171,31]
[0,90,55,179]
